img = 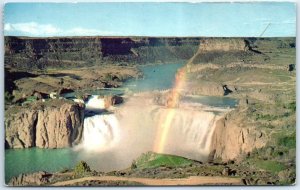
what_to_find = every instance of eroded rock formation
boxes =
[5,111,38,148]
[5,100,84,149]
[4,36,200,69]
[8,171,52,186]
[199,38,248,52]
[210,109,266,161]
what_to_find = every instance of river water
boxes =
[5,63,237,183]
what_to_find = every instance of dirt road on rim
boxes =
[52,175,242,186]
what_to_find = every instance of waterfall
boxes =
[153,108,219,161]
[78,94,223,163]
[80,114,120,152]
[76,95,120,152]
[85,95,106,110]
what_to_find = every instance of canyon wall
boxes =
[188,38,255,65]
[188,37,295,65]
[6,36,294,69]
[5,100,84,149]
[198,38,247,52]
[210,108,267,162]
[5,36,200,69]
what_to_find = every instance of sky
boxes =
[3,2,296,37]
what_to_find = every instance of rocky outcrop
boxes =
[187,38,274,65]
[187,38,248,64]
[35,103,84,148]
[8,171,52,186]
[188,82,225,96]
[5,100,84,149]
[199,38,247,52]
[210,110,266,161]
[5,111,38,148]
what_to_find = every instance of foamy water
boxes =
[85,95,106,110]
[76,95,225,163]
[80,114,120,151]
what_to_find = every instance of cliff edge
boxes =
[5,100,84,149]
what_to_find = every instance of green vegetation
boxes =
[244,147,286,176]
[22,96,38,105]
[250,100,296,123]
[277,132,296,149]
[248,159,286,174]
[74,161,91,176]
[255,113,279,121]
[133,152,194,169]
[4,91,13,104]
[283,101,296,112]
[243,129,295,182]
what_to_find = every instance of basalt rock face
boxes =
[199,38,248,52]
[185,81,226,96]
[5,100,84,149]
[5,110,38,148]
[188,38,267,64]
[210,110,266,161]
[5,36,200,70]
[8,171,52,186]
[6,37,295,70]
[35,103,84,148]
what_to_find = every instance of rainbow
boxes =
[153,67,187,153]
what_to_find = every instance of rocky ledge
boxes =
[5,99,84,149]
[8,171,53,186]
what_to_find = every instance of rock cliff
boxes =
[5,110,38,148]
[8,171,52,186]
[199,38,247,52]
[5,36,200,70]
[210,108,266,161]
[188,37,268,65]
[5,100,84,149]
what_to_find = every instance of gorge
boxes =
[4,37,296,185]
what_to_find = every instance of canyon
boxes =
[4,36,296,185]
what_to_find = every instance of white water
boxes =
[85,95,106,110]
[81,114,120,152]
[153,108,219,161]
[77,95,223,166]
[75,95,119,152]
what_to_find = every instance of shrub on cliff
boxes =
[74,161,91,176]
[5,91,13,104]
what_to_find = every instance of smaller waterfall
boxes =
[75,95,120,152]
[85,95,106,110]
[80,114,120,152]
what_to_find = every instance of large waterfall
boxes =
[77,95,224,167]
